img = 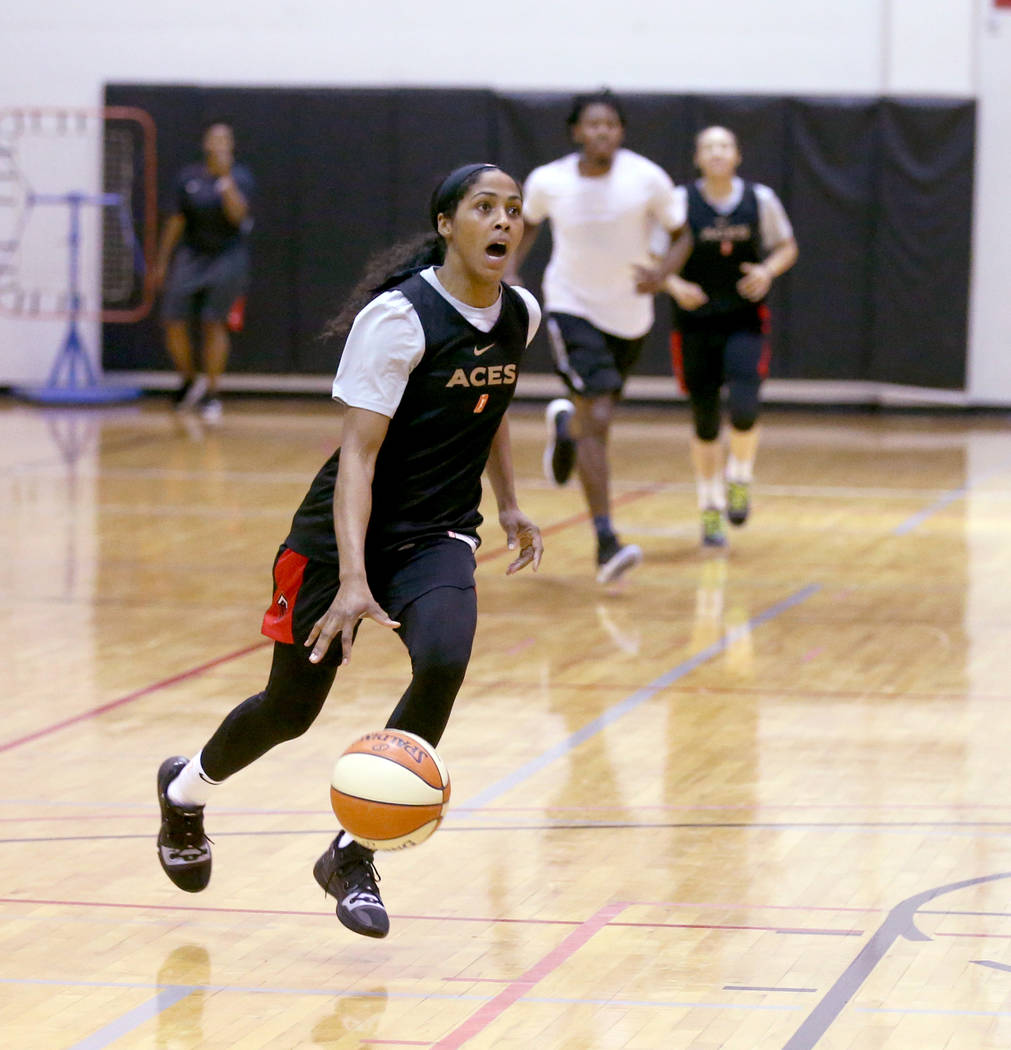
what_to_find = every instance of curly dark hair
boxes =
[566,89,626,129]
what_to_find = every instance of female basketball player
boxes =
[155,121,254,422]
[155,164,543,939]
[505,90,683,583]
[638,126,797,547]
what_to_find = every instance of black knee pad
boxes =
[692,394,721,442]
[727,382,760,433]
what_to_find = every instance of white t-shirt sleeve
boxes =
[512,285,542,345]
[521,166,550,225]
[649,165,686,232]
[331,290,426,418]
[755,184,795,252]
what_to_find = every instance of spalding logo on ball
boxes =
[330,730,451,851]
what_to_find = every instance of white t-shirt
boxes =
[522,148,683,339]
[332,267,541,417]
[675,177,794,252]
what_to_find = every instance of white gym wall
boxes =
[0,0,1006,403]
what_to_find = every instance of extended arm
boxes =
[737,236,798,302]
[485,414,543,574]
[305,407,401,664]
[215,173,249,227]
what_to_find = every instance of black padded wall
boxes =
[103,84,975,392]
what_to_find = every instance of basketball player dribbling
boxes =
[638,126,798,547]
[155,164,543,939]
[506,90,684,583]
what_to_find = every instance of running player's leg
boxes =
[157,551,342,892]
[681,331,728,547]
[548,314,643,581]
[385,584,478,746]
[723,328,766,526]
[196,246,249,421]
[317,537,477,938]
[161,247,204,408]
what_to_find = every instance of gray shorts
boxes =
[162,243,249,323]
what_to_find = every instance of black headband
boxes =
[429,163,498,230]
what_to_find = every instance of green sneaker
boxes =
[701,507,727,548]
[726,480,750,526]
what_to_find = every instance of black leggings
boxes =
[200,585,478,782]
[680,328,765,442]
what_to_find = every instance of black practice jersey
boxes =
[678,181,763,332]
[283,275,530,562]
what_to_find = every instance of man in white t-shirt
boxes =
[507,90,684,584]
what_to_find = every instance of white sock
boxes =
[696,476,726,511]
[167,751,220,808]
[337,830,355,849]
[726,454,753,483]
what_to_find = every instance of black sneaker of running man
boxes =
[156,756,212,892]
[313,836,390,939]
[726,480,750,526]
[543,398,577,486]
[596,537,644,584]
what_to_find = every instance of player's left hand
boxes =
[737,262,772,302]
[500,509,543,575]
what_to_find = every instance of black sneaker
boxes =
[596,538,643,584]
[701,507,727,548]
[543,398,576,486]
[313,836,389,939]
[156,756,212,892]
[726,480,750,526]
[171,375,207,411]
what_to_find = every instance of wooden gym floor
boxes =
[2,393,1011,1049]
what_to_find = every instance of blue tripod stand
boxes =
[12,189,142,404]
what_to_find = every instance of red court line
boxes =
[934,931,1011,940]
[0,896,584,925]
[430,902,626,1050]
[1,489,658,759]
[363,1042,430,1046]
[613,920,862,936]
[0,641,271,755]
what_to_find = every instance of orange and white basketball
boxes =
[329,730,451,851]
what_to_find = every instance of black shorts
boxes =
[260,534,478,663]
[671,328,770,399]
[162,243,249,323]
[546,313,645,397]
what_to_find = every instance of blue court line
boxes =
[891,463,1010,536]
[67,987,192,1050]
[892,485,970,536]
[463,583,821,811]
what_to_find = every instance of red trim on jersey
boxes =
[261,548,308,644]
[758,304,772,379]
[669,330,687,394]
[227,295,246,333]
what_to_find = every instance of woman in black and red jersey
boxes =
[155,164,543,940]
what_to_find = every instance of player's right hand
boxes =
[668,278,708,311]
[306,580,400,665]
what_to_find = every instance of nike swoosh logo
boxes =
[474,344,494,357]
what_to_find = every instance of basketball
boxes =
[330,730,451,851]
